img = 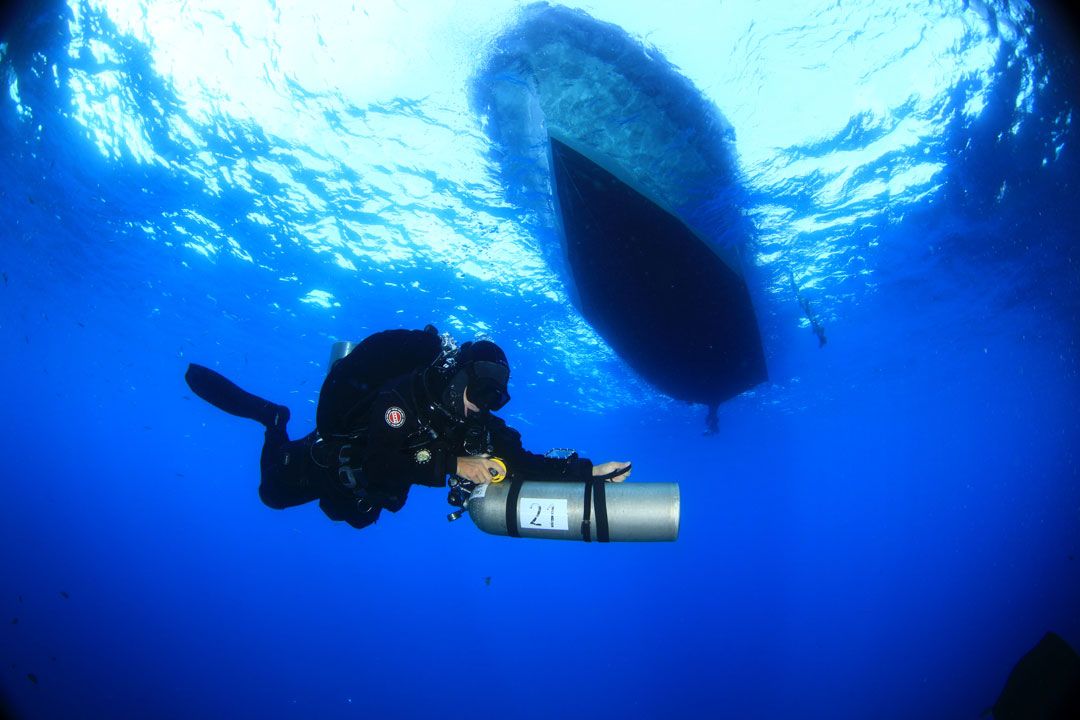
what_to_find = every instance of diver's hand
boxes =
[455,456,504,485]
[592,461,631,481]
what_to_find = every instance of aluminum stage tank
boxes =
[464,479,679,542]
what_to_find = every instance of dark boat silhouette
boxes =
[548,134,767,418]
[472,4,768,422]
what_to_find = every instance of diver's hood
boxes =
[426,340,510,421]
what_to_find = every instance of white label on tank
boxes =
[519,498,569,531]
[471,483,488,499]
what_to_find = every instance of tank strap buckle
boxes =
[338,465,360,490]
[337,444,364,490]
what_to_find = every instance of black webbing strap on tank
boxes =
[505,476,525,538]
[580,477,610,543]
[580,464,629,543]
[594,476,610,543]
[581,476,595,542]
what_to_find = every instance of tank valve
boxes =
[446,476,476,522]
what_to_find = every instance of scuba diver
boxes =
[184,325,631,530]
[788,270,827,348]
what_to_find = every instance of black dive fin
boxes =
[185,363,289,428]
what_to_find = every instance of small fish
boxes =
[2,271,7,286]
[10,618,17,625]
[484,576,492,587]
[17,595,22,603]
[77,322,85,328]
[27,673,38,684]
[60,591,69,599]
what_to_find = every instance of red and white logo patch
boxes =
[384,406,406,428]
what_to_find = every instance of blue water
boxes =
[2,1,1078,718]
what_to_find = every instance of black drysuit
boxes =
[259,329,594,529]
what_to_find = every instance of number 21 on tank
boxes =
[522,498,569,531]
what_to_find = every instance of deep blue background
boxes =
[2,1,1079,719]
